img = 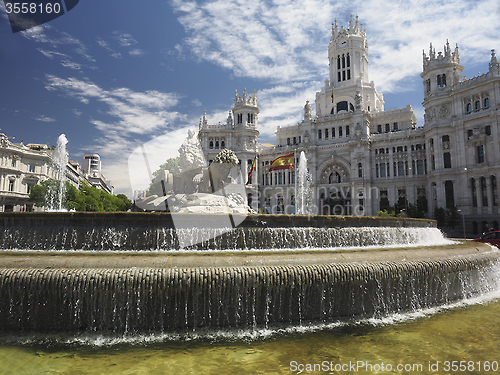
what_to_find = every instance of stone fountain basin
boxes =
[0,241,494,269]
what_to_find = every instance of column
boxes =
[476,176,483,209]
[486,177,493,214]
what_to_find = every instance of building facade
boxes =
[0,136,113,211]
[0,134,56,212]
[199,16,500,237]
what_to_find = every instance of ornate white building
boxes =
[0,135,113,211]
[198,16,500,237]
[0,133,56,212]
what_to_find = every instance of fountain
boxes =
[45,134,68,211]
[295,151,312,215]
[0,211,499,335]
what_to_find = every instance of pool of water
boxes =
[1,296,499,375]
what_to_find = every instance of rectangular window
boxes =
[380,163,386,177]
[325,128,329,139]
[398,162,404,176]
[492,176,498,207]
[417,160,424,175]
[339,127,343,137]
[332,128,335,138]
[481,178,488,207]
[477,145,485,163]
[8,180,14,192]
[318,129,322,139]
[346,126,350,136]
[29,165,36,173]
[472,179,477,207]
[444,152,452,168]
[377,125,382,133]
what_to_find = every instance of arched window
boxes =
[358,163,363,178]
[475,101,481,111]
[215,140,219,148]
[329,171,341,184]
[437,74,446,88]
[221,139,225,148]
[466,103,472,113]
[209,140,214,149]
[336,101,349,112]
[484,98,490,108]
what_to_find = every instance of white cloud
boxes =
[22,25,94,62]
[45,75,187,135]
[129,49,144,56]
[171,0,338,81]
[171,0,499,94]
[113,32,138,47]
[34,115,56,122]
[44,75,193,195]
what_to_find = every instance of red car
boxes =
[472,231,500,248]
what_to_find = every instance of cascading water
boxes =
[0,212,499,336]
[295,151,312,215]
[46,134,68,211]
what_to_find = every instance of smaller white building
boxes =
[81,153,113,194]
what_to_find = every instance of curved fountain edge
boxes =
[0,247,498,332]
[0,212,436,228]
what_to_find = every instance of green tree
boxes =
[445,205,461,229]
[433,207,446,228]
[29,179,132,212]
[377,209,395,217]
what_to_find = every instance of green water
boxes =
[1,299,499,375]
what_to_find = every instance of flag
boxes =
[246,157,256,185]
[269,153,294,171]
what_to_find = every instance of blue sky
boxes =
[0,0,499,197]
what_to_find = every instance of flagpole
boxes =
[294,149,297,215]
